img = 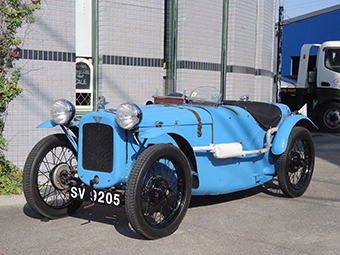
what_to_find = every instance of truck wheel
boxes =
[23,134,82,219]
[318,102,340,133]
[125,144,192,239]
[277,127,315,197]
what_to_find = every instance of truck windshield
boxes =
[325,49,340,73]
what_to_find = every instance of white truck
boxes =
[280,41,340,132]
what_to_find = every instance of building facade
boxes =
[5,0,276,168]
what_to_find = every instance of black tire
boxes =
[318,102,340,133]
[277,127,315,197]
[23,134,82,218]
[125,144,192,239]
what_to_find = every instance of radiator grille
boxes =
[82,123,113,173]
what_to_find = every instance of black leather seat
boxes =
[222,101,282,130]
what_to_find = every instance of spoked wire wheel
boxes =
[142,160,182,227]
[277,127,315,197]
[23,134,82,218]
[126,144,192,239]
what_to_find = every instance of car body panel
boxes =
[188,105,276,195]
[139,104,213,127]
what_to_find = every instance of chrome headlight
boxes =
[50,99,75,125]
[116,103,142,130]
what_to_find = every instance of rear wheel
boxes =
[23,134,82,218]
[125,144,192,239]
[318,102,340,133]
[277,127,315,197]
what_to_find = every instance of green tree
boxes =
[0,0,40,194]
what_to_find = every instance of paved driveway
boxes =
[1,133,340,255]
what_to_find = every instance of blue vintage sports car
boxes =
[23,86,316,239]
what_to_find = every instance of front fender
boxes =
[139,127,197,174]
[37,120,58,128]
[37,120,78,151]
[271,115,317,155]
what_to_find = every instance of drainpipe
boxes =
[164,0,178,95]
[276,0,284,102]
[220,0,228,100]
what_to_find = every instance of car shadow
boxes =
[22,178,284,240]
[189,177,284,208]
[71,203,147,240]
[22,201,145,240]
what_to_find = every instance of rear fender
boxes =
[271,115,317,155]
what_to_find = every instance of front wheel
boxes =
[277,127,315,197]
[125,144,192,239]
[23,134,82,218]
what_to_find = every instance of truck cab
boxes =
[281,41,340,133]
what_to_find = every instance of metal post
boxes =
[92,0,98,111]
[220,0,228,100]
[276,0,284,103]
[164,0,177,95]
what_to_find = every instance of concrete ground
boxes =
[1,132,340,255]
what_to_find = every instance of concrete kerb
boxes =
[0,194,26,207]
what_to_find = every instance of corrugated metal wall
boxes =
[176,1,223,94]
[226,0,275,101]
[98,1,165,106]
[254,0,276,101]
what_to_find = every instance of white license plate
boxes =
[70,185,122,206]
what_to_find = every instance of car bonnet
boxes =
[138,104,212,128]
